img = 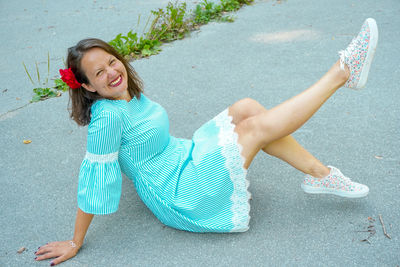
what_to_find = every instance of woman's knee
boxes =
[229,98,267,124]
[238,113,276,146]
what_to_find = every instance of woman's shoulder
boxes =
[89,93,152,121]
[90,99,124,121]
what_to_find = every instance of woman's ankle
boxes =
[308,165,331,179]
[333,60,350,84]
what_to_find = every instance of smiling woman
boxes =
[36,18,378,266]
[65,38,143,126]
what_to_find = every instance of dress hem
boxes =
[214,109,251,232]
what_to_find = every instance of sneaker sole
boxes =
[356,18,379,89]
[301,183,369,198]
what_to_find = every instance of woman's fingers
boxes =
[35,251,58,261]
[35,246,53,257]
[49,254,69,266]
[35,244,62,261]
[36,241,59,254]
[42,241,63,248]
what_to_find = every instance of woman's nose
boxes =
[106,67,117,77]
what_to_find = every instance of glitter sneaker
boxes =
[301,166,369,198]
[339,18,378,89]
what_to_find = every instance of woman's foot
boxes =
[339,18,379,89]
[301,166,369,198]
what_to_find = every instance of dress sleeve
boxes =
[77,110,123,215]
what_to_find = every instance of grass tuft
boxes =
[109,0,254,60]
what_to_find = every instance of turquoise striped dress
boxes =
[78,93,250,232]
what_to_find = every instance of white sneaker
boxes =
[301,166,369,198]
[339,18,379,89]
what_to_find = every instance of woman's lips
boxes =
[109,75,122,87]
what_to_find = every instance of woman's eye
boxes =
[110,59,116,65]
[96,70,103,76]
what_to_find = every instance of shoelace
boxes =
[338,36,363,70]
[330,168,352,186]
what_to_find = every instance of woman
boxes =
[35,18,378,266]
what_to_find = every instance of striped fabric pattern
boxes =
[77,108,123,214]
[77,94,250,232]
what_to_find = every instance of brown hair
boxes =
[66,38,143,126]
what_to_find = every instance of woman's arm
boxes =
[72,208,94,249]
[35,208,94,266]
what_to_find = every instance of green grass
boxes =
[109,31,162,60]
[109,0,254,60]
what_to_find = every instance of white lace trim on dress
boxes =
[85,151,119,163]
[214,109,251,232]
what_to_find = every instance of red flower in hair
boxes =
[59,68,82,89]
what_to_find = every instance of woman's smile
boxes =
[109,75,122,87]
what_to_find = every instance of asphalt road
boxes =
[1,0,399,266]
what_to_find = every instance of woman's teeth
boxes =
[110,76,122,86]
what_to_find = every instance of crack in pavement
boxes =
[0,102,31,121]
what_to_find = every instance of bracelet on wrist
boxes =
[70,240,81,249]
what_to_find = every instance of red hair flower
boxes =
[59,68,82,89]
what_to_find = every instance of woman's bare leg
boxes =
[232,60,349,169]
[262,136,330,178]
[229,98,330,177]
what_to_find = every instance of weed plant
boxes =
[54,78,70,92]
[23,53,69,102]
[221,0,241,11]
[109,31,162,60]
[109,0,253,60]
[149,2,193,42]
[194,0,224,24]
[194,0,253,24]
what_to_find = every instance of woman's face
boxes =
[81,48,130,101]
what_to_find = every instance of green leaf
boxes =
[141,44,153,56]
[31,94,42,102]
[48,89,58,97]
[54,78,69,92]
[127,30,138,41]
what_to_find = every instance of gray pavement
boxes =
[1,0,399,266]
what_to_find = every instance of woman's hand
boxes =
[35,209,94,265]
[35,240,80,266]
